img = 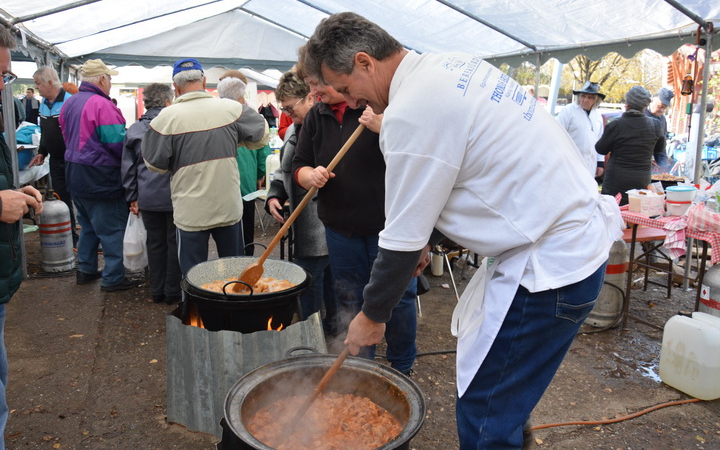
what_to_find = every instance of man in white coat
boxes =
[556,81,605,179]
[299,12,623,450]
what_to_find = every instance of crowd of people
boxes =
[0,11,686,449]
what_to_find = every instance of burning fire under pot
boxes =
[166,256,327,438]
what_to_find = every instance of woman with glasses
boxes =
[264,71,337,335]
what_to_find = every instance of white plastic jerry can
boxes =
[658,312,720,400]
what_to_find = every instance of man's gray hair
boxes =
[143,83,173,109]
[574,93,600,110]
[81,74,105,84]
[217,77,247,101]
[301,12,402,82]
[173,69,204,87]
[33,67,62,89]
[0,27,16,49]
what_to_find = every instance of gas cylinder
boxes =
[37,193,75,272]
[586,239,628,328]
[699,264,720,318]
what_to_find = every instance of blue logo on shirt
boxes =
[444,56,482,96]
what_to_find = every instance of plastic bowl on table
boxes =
[665,185,697,216]
[666,201,692,216]
[665,185,697,203]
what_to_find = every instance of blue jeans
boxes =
[73,197,128,286]
[177,222,243,276]
[324,227,417,374]
[0,304,7,450]
[456,263,606,449]
[294,256,337,335]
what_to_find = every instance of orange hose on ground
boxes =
[531,398,702,431]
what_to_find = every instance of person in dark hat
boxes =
[645,87,675,168]
[557,81,606,179]
[596,85,665,204]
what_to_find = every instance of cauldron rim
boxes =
[224,354,426,450]
[184,256,310,301]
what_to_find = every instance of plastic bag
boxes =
[123,213,148,271]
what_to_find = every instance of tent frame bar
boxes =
[11,0,102,25]
[664,0,712,30]
[692,27,714,183]
[0,17,67,61]
[487,29,705,65]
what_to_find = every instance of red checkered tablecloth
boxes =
[621,206,720,264]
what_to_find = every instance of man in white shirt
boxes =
[300,12,623,450]
[556,81,605,179]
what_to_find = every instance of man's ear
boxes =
[355,52,374,73]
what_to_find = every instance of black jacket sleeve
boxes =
[362,248,422,323]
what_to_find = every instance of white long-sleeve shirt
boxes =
[376,51,623,395]
[556,102,604,177]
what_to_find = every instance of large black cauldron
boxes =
[223,353,426,450]
[182,257,310,332]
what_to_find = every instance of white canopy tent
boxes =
[1,0,719,176]
[1,1,717,69]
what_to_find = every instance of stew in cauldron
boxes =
[201,276,295,294]
[246,391,402,449]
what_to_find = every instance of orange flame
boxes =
[188,313,205,329]
[185,304,205,329]
[267,316,284,331]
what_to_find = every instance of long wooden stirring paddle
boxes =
[234,124,366,291]
[277,347,351,445]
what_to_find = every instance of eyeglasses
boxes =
[2,71,17,85]
[280,97,304,115]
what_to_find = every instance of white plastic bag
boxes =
[123,213,148,271]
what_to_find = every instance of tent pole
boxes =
[534,54,540,99]
[692,30,713,183]
[547,60,563,116]
[663,0,711,29]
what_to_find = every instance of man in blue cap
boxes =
[142,58,269,275]
[645,87,675,169]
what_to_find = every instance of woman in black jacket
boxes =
[596,85,665,205]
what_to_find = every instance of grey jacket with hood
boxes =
[265,123,328,258]
[121,107,172,212]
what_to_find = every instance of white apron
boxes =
[451,194,623,396]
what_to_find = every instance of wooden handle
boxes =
[280,348,351,442]
[254,124,366,267]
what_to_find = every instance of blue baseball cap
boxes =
[172,58,204,77]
